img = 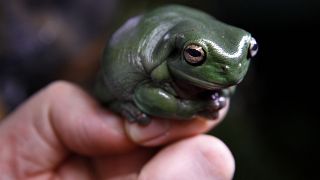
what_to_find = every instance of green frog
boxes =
[95,5,258,125]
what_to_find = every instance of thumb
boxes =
[46,81,136,155]
[0,81,136,172]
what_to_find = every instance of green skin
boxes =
[95,5,256,125]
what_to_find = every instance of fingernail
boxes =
[125,119,170,145]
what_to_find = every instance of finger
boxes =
[125,101,229,146]
[90,147,157,179]
[45,81,136,155]
[0,81,137,173]
[139,135,235,180]
[55,155,94,180]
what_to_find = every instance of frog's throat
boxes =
[172,69,228,90]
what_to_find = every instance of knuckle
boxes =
[44,80,77,97]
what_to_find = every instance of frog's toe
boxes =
[135,113,151,125]
[210,93,227,111]
[118,102,151,125]
[121,109,151,125]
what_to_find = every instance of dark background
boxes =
[0,0,318,179]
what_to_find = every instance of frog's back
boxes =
[145,5,215,23]
[99,5,216,102]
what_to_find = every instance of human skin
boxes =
[0,81,234,179]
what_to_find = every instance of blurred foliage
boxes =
[0,0,319,179]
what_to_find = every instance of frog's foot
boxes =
[119,102,151,125]
[198,91,227,119]
[210,92,227,111]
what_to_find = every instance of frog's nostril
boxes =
[221,65,230,72]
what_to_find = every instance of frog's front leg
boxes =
[133,83,208,121]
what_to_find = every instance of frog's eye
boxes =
[248,37,258,58]
[183,44,206,65]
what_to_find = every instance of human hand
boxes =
[0,81,234,179]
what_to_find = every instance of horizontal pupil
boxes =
[186,48,201,57]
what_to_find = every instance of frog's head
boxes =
[166,20,258,90]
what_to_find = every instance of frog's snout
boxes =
[218,64,244,86]
[220,65,230,73]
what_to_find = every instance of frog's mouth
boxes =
[168,68,230,114]
[169,69,231,116]
[169,69,231,102]
[171,69,230,90]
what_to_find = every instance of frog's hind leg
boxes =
[109,101,151,125]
